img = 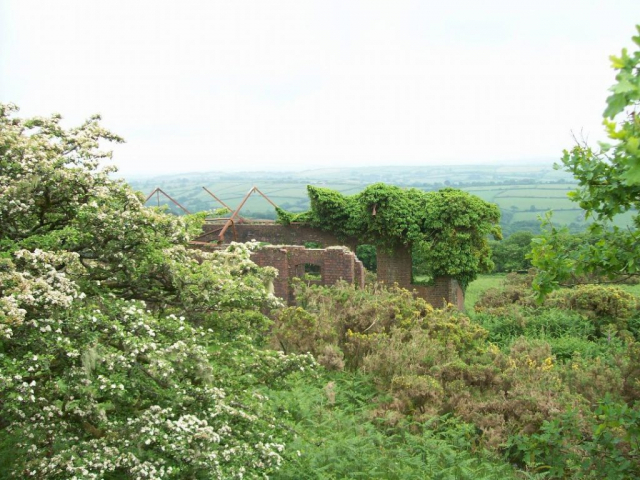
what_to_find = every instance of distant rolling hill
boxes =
[123,164,635,235]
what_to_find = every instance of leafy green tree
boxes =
[532,26,640,295]
[355,244,377,272]
[277,183,501,287]
[0,104,314,478]
[490,231,533,273]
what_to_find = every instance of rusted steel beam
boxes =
[202,186,245,222]
[157,188,190,214]
[218,187,254,241]
[217,186,281,242]
[253,187,280,209]
[144,188,191,214]
[192,218,237,243]
[202,186,234,212]
[144,187,159,203]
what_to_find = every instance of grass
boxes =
[618,282,640,296]
[464,274,506,312]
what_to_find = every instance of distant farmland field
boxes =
[139,181,365,218]
[126,166,635,232]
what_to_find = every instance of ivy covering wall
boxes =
[277,183,501,287]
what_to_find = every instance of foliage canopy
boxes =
[277,183,501,287]
[490,231,533,273]
[0,103,315,479]
[532,26,640,295]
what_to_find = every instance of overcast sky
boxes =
[1,1,639,175]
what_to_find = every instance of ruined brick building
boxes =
[191,222,464,309]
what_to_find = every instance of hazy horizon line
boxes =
[119,158,561,179]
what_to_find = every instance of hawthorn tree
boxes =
[0,104,315,479]
[277,183,501,287]
[531,26,640,295]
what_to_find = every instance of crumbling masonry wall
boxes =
[251,245,365,303]
[376,246,464,309]
[199,223,356,250]
[193,222,464,309]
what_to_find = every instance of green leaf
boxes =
[613,79,637,94]
[604,94,627,118]
[65,400,81,412]
[610,55,626,69]
[622,162,640,185]
[598,142,613,152]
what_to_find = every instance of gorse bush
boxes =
[267,372,520,480]
[276,280,484,368]
[476,272,638,339]
[277,277,640,475]
[474,308,596,345]
[277,282,585,449]
[546,284,637,332]
[474,271,538,315]
[508,397,640,479]
[0,104,315,479]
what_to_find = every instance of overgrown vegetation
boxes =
[0,104,315,478]
[532,26,640,296]
[489,231,533,273]
[277,183,501,287]
[268,372,519,480]
[4,25,640,480]
[266,275,640,478]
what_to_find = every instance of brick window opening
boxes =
[295,263,322,282]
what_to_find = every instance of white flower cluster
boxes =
[0,250,80,339]
[0,104,320,479]
[16,399,286,479]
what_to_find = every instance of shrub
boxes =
[561,354,625,404]
[474,271,538,315]
[285,281,486,369]
[279,282,587,449]
[0,104,314,479]
[475,274,639,347]
[268,373,520,480]
[508,397,640,479]
[490,230,533,273]
[546,284,637,333]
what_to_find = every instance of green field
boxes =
[463,274,640,313]
[127,165,635,230]
[464,274,507,311]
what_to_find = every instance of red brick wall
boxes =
[250,245,365,303]
[413,279,464,310]
[199,222,357,250]
[376,246,413,288]
[376,245,465,310]
[192,224,464,309]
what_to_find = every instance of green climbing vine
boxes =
[277,183,501,287]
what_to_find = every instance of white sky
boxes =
[1,1,639,175]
